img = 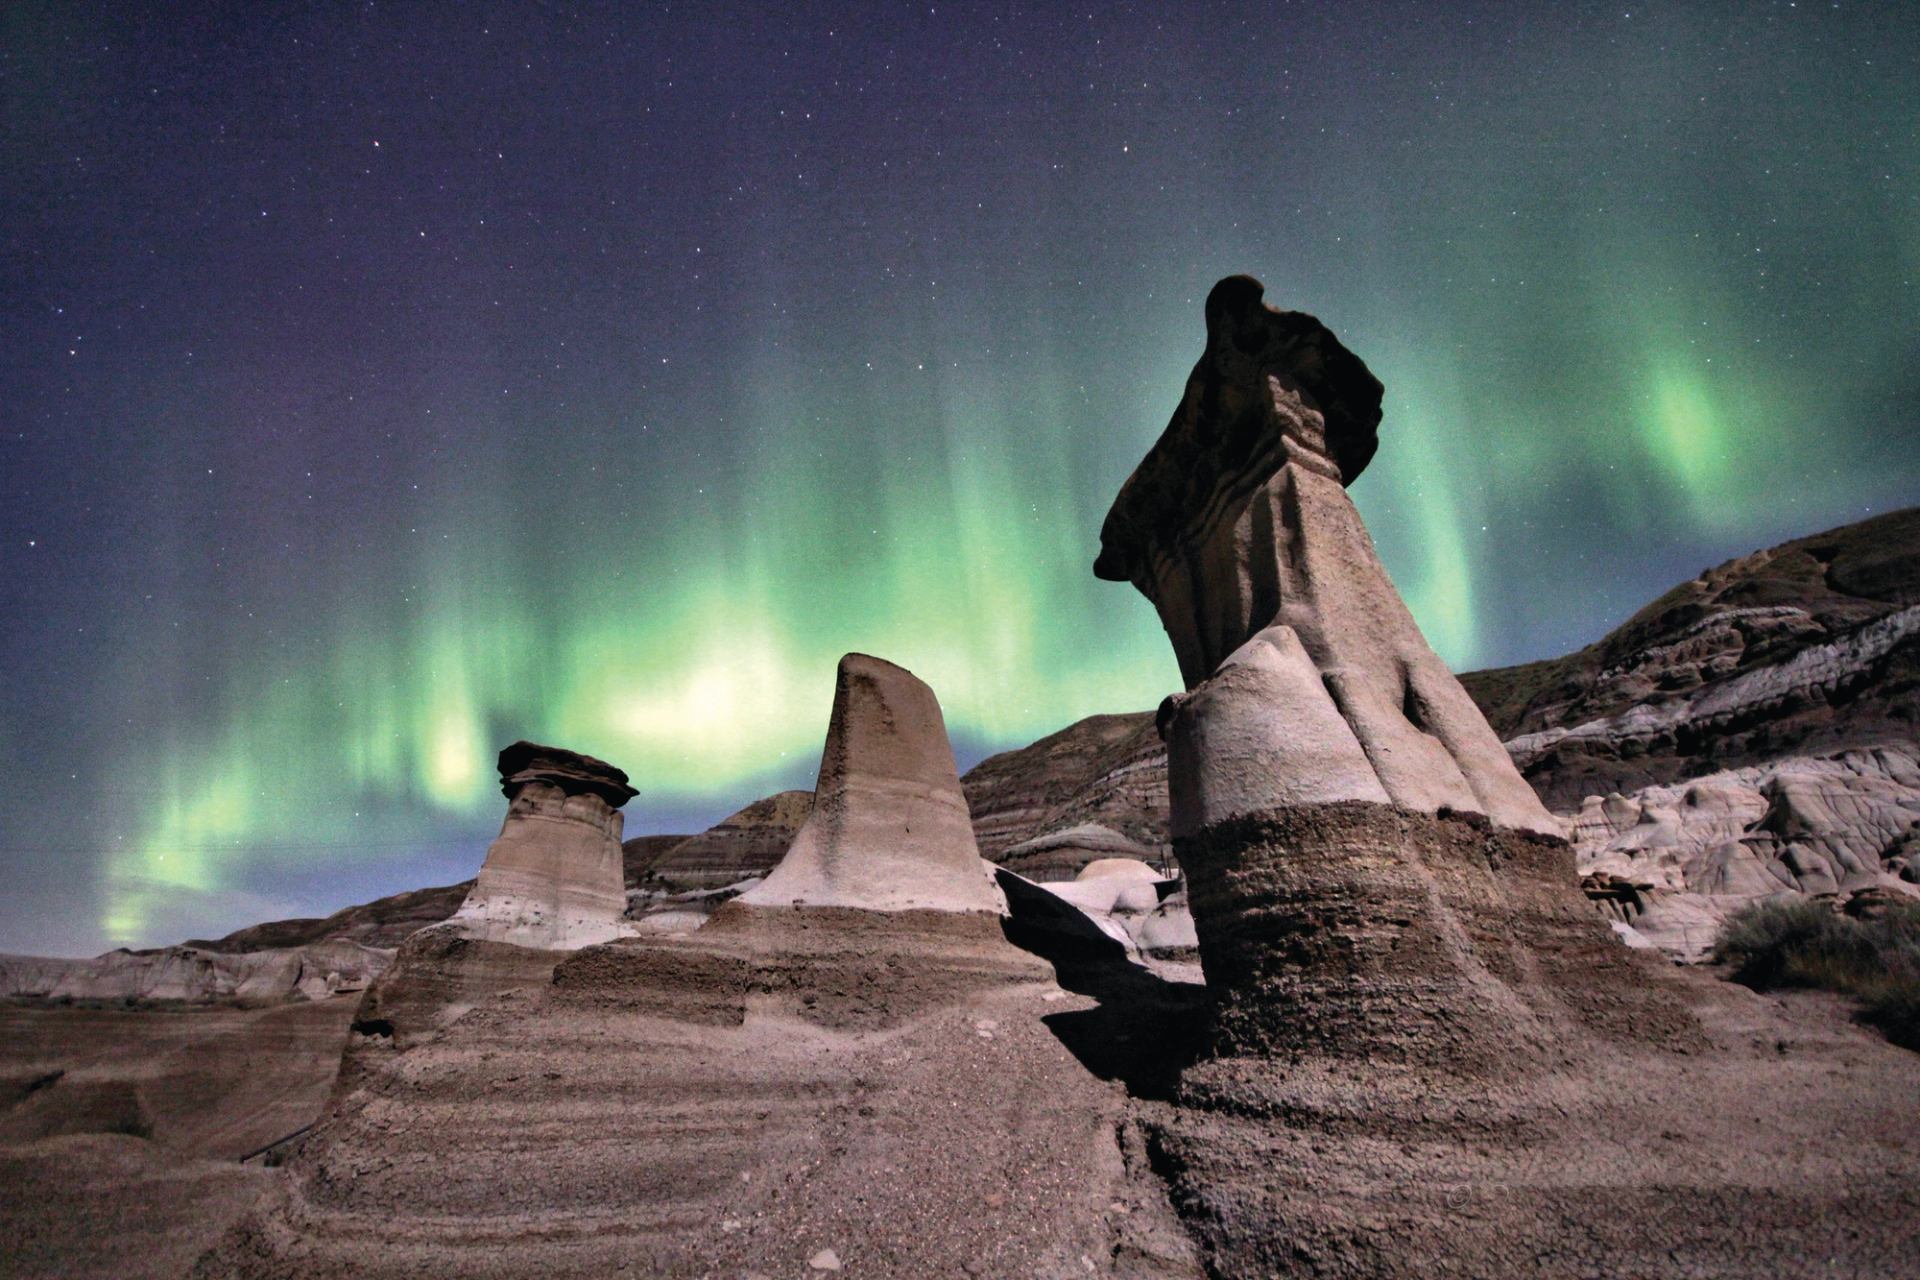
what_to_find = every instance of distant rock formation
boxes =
[1095,274,1557,838]
[621,832,695,884]
[189,882,475,953]
[1463,507,1920,808]
[999,822,1166,882]
[447,741,638,949]
[636,791,813,889]
[738,654,1003,914]
[1463,507,1920,954]
[0,940,387,1004]
[962,712,1168,860]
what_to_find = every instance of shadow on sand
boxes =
[995,869,1209,1100]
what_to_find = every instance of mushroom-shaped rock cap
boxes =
[1094,275,1383,584]
[496,740,638,808]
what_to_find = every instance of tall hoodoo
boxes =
[448,741,638,949]
[740,652,1003,913]
[1098,275,1558,838]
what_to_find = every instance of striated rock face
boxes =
[0,941,388,1005]
[1460,507,1920,955]
[1463,507,1920,810]
[739,655,1002,914]
[621,833,695,884]
[999,822,1167,882]
[189,882,474,954]
[963,711,1167,860]
[448,741,638,950]
[637,791,813,889]
[1096,275,1557,838]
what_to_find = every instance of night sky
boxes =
[4,2,1915,956]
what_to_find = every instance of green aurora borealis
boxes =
[3,2,1916,954]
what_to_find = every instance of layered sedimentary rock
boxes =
[447,741,638,949]
[1463,506,1920,809]
[1457,507,1920,953]
[637,791,813,889]
[999,822,1166,881]
[739,654,1003,914]
[0,996,361,1160]
[1095,275,1557,838]
[0,941,388,1005]
[962,711,1168,859]
[1085,280,1920,1277]
[191,657,1196,1280]
[620,832,696,884]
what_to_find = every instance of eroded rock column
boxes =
[739,653,1003,913]
[448,741,638,949]
[1096,277,1610,1067]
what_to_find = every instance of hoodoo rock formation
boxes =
[447,741,639,949]
[1096,280,1920,1277]
[1096,276,1587,1063]
[738,653,1003,914]
[1096,274,1559,838]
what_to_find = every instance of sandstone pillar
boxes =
[739,653,1003,913]
[448,741,638,949]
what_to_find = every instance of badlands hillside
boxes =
[1,281,1915,1277]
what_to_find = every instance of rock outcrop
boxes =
[636,791,813,889]
[1095,275,1557,838]
[1088,280,1920,1277]
[1572,744,1920,958]
[1462,506,1920,809]
[0,941,388,1005]
[999,822,1167,882]
[1461,507,1920,953]
[447,741,639,949]
[738,654,1003,914]
[962,712,1167,860]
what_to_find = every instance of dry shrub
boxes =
[1713,899,1920,1051]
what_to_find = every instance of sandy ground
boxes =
[192,909,1206,1278]
[0,997,359,1280]
[1,917,1917,1278]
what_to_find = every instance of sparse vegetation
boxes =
[1713,899,1920,1050]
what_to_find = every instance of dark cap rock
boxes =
[496,740,638,807]
[1093,275,1383,584]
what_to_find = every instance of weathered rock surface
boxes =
[1573,744,1920,958]
[0,997,360,1160]
[962,711,1167,860]
[1457,507,1920,953]
[0,940,388,1005]
[188,882,475,953]
[447,741,638,949]
[620,832,695,883]
[190,908,1197,1280]
[739,655,1003,914]
[1000,822,1167,882]
[1462,506,1920,809]
[636,791,813,889]
[1096,284,1920,1276]
[1096,275,1558,837]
